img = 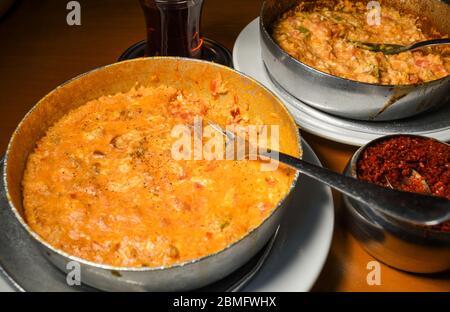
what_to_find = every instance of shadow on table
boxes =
[0,0,22,24]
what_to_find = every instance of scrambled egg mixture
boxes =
[22,80,296,267]
[273,0,450,84]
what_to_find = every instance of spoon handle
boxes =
[409,38,450,52]
[274,152,450,226]
[203,118,450,225]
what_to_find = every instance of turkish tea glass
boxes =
[139,0,204,59]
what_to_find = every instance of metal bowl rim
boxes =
[3,56,302,272]
[259,0,450,89]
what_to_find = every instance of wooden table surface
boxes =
[0,0,448,292]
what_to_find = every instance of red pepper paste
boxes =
[357,136,450,232]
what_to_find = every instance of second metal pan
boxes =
[260,0,450,121]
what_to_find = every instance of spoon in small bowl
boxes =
[206,119,450,226]
[351,38,450,55]
[385,170,431,195]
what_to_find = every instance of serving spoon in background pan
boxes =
[351,38,450,54]
[206,119,450,227]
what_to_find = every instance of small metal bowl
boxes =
[343,134,450,273]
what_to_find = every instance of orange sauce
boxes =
[22,83,296,267]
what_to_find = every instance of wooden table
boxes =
[0,0,448,292]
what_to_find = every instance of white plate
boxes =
[243,140,334,291]
[0,140,334,292]
[233,18,450,146]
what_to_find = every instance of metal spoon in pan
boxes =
[351,38,450,55]
[206,119,450,226]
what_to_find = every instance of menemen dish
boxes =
[22,77,296,267]
[272,0,450,85]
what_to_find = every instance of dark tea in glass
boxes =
[139,0,204,59]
